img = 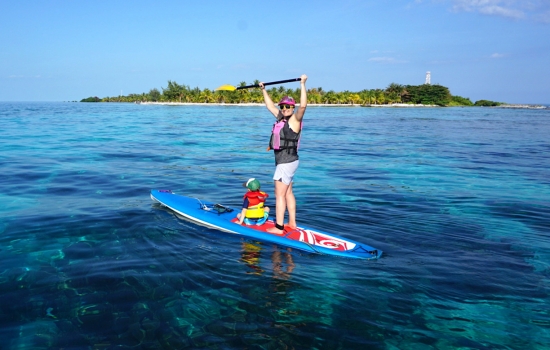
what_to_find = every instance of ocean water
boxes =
[0,101,549,349]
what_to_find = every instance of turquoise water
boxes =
[1,102,549,349]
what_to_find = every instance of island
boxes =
[81,81,531,108]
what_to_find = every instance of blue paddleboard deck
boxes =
[151,190,382,260]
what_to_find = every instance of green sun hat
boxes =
[243,178,260,191]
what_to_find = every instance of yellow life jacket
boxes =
[245,202,265,219]
[244,191,269,219]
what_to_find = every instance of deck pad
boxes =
[229,218,355,251]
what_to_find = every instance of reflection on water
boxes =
[271,247,295,280]
[240,241,296,279]
[240,242,264,275]
[268,247,299,329]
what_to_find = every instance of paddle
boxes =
[216,78,301,91]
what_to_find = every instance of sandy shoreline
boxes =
[138,102,439,108]
[136,102,548,109]
[499,104,548,109]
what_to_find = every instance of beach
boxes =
[138,101,548,109]
[139,101,439,107]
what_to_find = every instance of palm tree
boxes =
[162,80,186,102]
[375,89,386,105]
[214,90,226,103]
[342,90,360,104]
[307,88,322,104]
[237,81,249,103]
[200,88,215,103]
[149,88,161,102]
[336,91,347,104]
[357,89,370,105]
[324,91,338,104]
[188,86,200,102]
[385,83,405,103]
[265,87,279,104]
[349,93,361,105]
[251,92,263,103]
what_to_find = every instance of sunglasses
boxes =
[279,104,294,110]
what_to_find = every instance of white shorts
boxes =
[273,160,299,185]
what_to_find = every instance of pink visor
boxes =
[278,96,295,106]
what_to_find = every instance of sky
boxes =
[1,0,549,103]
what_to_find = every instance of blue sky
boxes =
[1,0,549,103]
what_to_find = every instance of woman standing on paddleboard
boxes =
[259,74,307,235]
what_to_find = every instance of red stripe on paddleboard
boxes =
[230,218,354,251]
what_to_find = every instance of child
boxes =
[237,178,270,225]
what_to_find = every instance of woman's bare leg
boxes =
[267,180,290,234]
[285,183,296,228]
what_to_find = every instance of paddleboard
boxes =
[151,190,382,260]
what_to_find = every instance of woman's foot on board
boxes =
[267,222,285,235]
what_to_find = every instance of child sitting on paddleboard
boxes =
[237,178,270,226]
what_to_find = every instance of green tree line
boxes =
[87,81,500,107]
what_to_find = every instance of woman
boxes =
[259,74,307,234]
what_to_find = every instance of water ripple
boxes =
[0,102,549,348]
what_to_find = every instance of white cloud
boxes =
[452,0,525,19]
[490,52,506,58]
[478,5,524,19]
[436,0,550,22]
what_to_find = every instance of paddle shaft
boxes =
[236,78,301,90]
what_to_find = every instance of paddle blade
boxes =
[215,84,237,91]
